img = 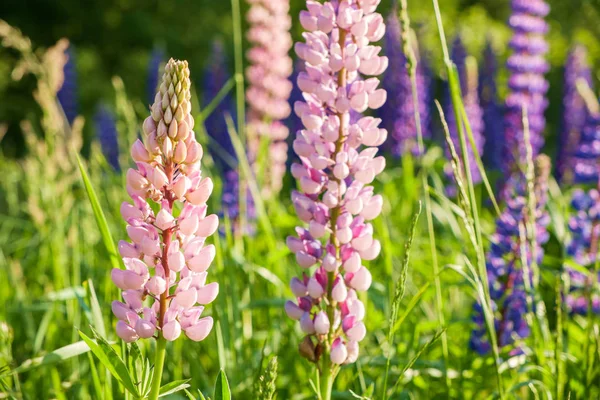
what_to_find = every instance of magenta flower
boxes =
[246,0,293,197]
[112,59,218,344]
[287,0,387,380]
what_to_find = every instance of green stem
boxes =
[148,337,167,400]
[319,361,334,400]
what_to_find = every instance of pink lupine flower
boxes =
[287,0,387,376]
[112,59,218,344]
[245,0,293,196]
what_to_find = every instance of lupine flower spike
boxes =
[380,7,430,157]
[202,40,256,236]
[480,41,503,171]
[57,45,78,125]
[445,37,485,192]
[558,45,594,183]
[564,99,600,315]
[113,60,218,394]
[94,104,121,171]
[287,1,387,397]
[471,155,551,354]
[503,0,550,175]
[246,0,293,197]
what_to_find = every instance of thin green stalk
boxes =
[230,0,245,142]
[319,361,334,400]
[398,0,449,391]
[431,1,504,396]
[148,337,167,400]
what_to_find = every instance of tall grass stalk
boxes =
[397,0,449,391]
[431,0,505,396]
[382,202,421,399]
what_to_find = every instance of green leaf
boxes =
[0,340,90,378]
[79,330,140,396]
[214,370,231,400]
[76,153,120,271]
[159,379,191,397]
[85,279,107,337]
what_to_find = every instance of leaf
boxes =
[214,370,231,400]
[85,279,106,337]
[0,341,90,378]
[159,379,191,397]
[75,153,120,271]
[79,330,140,396]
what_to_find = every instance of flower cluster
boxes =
[558,46,593,183]
[564,189,600,315]
[380,8,430,157]
[445,37,485,188]
[112,59,218,343]
[246,0,293,197]
[94,104,121,171]
[470,155,551,354]
[480,41,504,171]
[503,0,550,174]
[285,0,387,366]
[57,45,78,125]
[573,108,600,184]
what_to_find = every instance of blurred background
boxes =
[2,0,600,157]
[1,0,600,398]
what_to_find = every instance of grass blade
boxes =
[75,153,120,271]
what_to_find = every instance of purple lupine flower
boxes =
[480,41,504,171]
[558,46,593,183]
[201,40,254,236]
[146,47,165,106]
[445,36,485,187]
[114,59,218,343]
[573,111,600,184]
[246,0,293,197]
[503,0,550,173]
[380,8,430,157]
[94,104,120,171]
[470,155,551,354]
[202,40,236,170]
[57,45,78,125]
[564,189,600,315]
[288,0,388,368]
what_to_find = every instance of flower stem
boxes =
[148,336,167,400]
[319,360,334,400]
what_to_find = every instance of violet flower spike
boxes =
[480,41,504,171]
[287,0,387,393]
[558,45,594,183]
[380,7,430,157]
[470,155,551,354]
[444,37,485,192]
[113,59,218,346]
[246,0,294,197]
[503,0,550,174]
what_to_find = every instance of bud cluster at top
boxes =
[285,0,387,366]
[113,59,218,343]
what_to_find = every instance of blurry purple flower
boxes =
[380,8,430,157]
[503,0,550,173]
[471,155,551,354]
[94,104,120,171]
[480,41,504,171]
[57,45,78,125]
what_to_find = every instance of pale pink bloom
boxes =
[111,59,217,344]
[286,0,387,366]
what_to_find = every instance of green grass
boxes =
[0,2,599,400]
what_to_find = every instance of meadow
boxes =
[0,0,599,399]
